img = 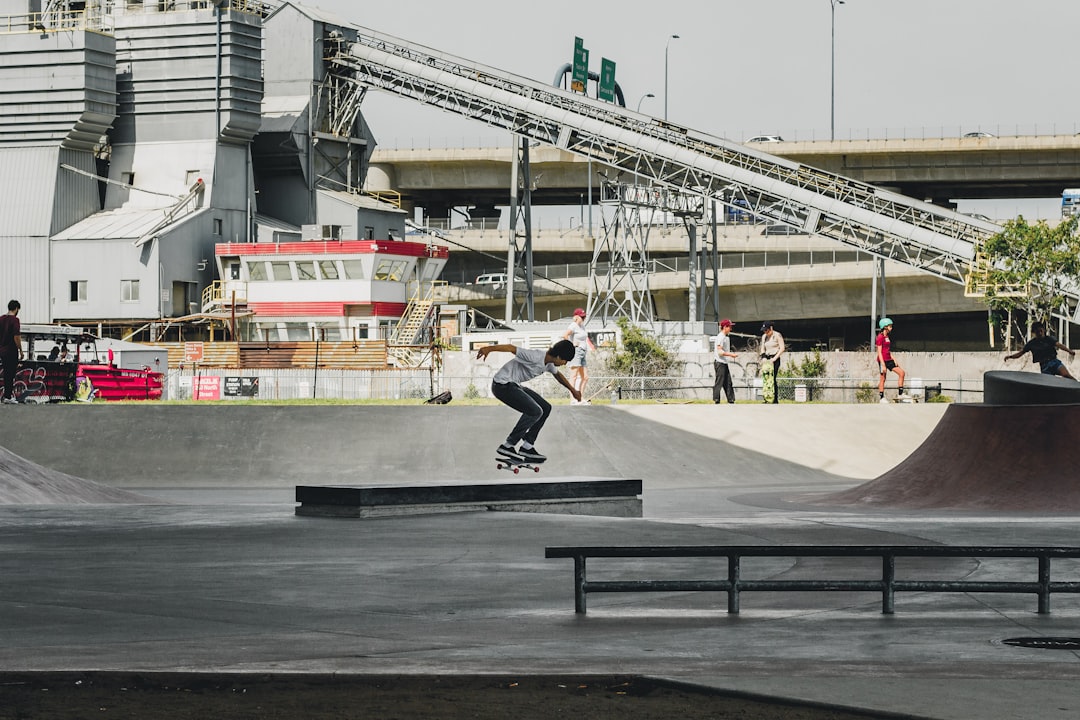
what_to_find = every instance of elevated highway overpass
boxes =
[369,134,1080,211]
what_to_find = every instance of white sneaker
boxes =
[2,397,17,405]
[879,397,889,404]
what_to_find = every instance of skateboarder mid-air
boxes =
[477,339,580,463]
[1004,321,1077,380]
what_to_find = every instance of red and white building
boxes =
[207,238,449,342]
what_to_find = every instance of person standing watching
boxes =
[0,300,23,404]
[713,319,737,403]
[562,307,590,404]
[759,321,785,404]
[875,317,907,403]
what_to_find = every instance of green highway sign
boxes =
[598,58,616,102]
[572,36,588,93]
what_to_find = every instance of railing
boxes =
[545,545,1080,615]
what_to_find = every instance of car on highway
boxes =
[763,222,804,235]
[962,131,995,138]
[475,273,508,286]
[746,135,784,143]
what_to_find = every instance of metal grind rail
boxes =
[544,545,1080,615]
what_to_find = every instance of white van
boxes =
[475,273,508,285]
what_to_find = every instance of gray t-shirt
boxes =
[714,333,731,364]
[493,347,557,384]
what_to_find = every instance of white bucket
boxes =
[795,384,807,402]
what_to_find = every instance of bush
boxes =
[855,382,878,404]
[608,317,680,377]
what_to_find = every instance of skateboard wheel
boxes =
[512,466,520,474]
[532,466,540,473]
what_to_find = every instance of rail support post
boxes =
[727,554,741,614]
[882,554,896,614]
[1038,555,1051,615]
[573,555,587,614]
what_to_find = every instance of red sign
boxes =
[184,342,204,362]
[193,376,221,401]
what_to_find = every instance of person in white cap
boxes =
[713,319,738,403]
[562,307,590,404]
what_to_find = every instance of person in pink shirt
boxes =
[875,317,906,403]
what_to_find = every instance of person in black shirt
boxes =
[1004,321,1076,380]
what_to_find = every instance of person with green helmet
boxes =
[875,317,906,403]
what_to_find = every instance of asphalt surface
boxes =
[2,402,1080,720]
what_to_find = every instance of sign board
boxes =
[183,341,204,362]
[571,37,588,93]
[223,376,259,398]
[598,58,616,102]
[193,376,221,401]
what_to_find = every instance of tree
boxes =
[607,316,679,376]
[974,215,1080,344]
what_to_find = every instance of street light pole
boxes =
[636,92,655,113]
[830,0,844,141]
[664,34,679,121]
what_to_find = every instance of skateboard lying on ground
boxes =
[495,455,542,474]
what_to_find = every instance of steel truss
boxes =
[326,26,1080,322]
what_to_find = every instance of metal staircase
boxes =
[325,24,1080,322]
[388,281,444,367]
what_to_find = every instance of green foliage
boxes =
[855,382,878,404]
[926,392,952,403]
[463,383,480,399]
[608,317,680,377]
[777,349,828,400]
[980,215,1080,324]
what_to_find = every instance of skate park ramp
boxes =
[0,445,158,505]
[815,373,1080,511]
[0,404,944,504]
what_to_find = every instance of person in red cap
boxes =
[713,319,738,403]
[562,307,591,404]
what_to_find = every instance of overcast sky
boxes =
[312,0,1080,217]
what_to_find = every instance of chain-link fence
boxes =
[166,368,436,401]
[452,374,979,404]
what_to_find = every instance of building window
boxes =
[70,280,87,303]
[247,261,267,281]
[373,259,407,281]
[341,259,364,279]
[296,261,317,280]
[318,260,339,280]
[120,279,140,302]
[364,226,375,240]
[213,218,223,236]
[270,261,292,281]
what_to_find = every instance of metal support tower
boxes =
[587,182,656,325]
[505,136,535,322]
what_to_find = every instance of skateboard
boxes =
[575,380,614,405]
[761,359,775,403]
[495,456,541,474]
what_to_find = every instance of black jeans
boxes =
[713,361,735,403]
[491,381,551,446]
[1,350,18,401]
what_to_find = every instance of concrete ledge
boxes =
[295,478,643,518]
[984,370,1080,405]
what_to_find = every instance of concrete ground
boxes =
[1,402,1079,720]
